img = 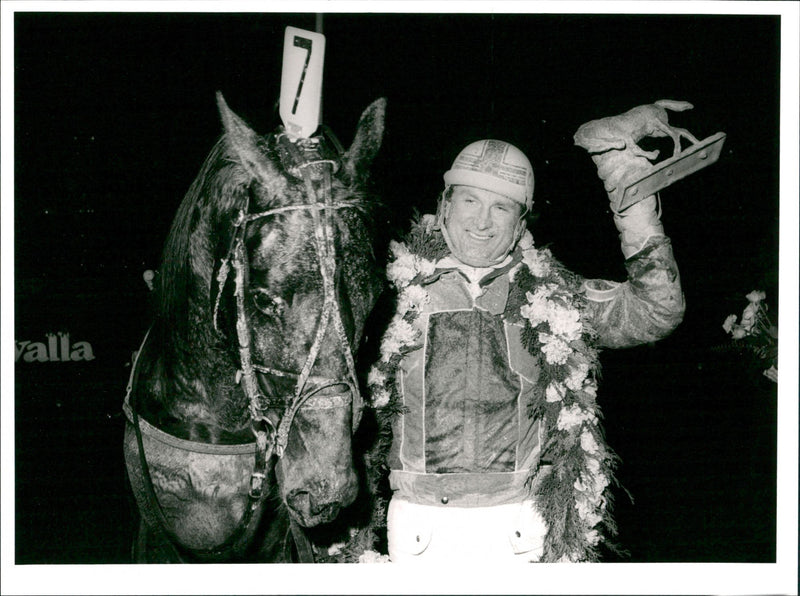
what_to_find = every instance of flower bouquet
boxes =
[722,290,778,382]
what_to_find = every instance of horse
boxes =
[123,92,386,563]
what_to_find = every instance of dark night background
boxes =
[9,9,788,572]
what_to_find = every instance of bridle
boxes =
[127,127,364,562]
[216,127,364,487]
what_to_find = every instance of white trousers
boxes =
[387,497,547,563]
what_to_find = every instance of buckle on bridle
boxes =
[249,472,266,499]
[276,129,342,179]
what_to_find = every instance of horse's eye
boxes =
[252,290,284,317]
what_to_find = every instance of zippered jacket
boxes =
[387,234,684,506]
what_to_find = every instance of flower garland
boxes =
[722,290,778,382]
[367,226,438,409]
[364,215,619,563]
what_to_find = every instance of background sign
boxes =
[279,26,325,137]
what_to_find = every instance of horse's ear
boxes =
[342,97,386,184]
[216,91,284,191]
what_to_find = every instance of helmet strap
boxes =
[435,189,450,231]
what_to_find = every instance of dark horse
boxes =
[123,93,386,562]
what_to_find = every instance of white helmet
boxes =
[443,139,534,211]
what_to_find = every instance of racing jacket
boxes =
[387,234,684,506]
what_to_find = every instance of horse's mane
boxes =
[154,137,247,353]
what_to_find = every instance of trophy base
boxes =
[618,132,727,212]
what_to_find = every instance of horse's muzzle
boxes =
[276,387,359,528]
[285,485,353,527]
[284,464,359,526]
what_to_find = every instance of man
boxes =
[368,124,684,562]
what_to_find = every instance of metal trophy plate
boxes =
[619,132,727,212]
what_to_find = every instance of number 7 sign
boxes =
[279,26,325,138]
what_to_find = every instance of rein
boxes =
[127,130,363,562]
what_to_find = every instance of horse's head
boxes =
[207,94,385,527]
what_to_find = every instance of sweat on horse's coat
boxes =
[124,92,386,562]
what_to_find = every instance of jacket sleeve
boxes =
[581,235,685,349]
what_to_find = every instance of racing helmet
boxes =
[443,139,534,211]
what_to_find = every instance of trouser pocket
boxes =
[387,498,433,560]
[508,500,548,561]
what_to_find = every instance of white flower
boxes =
[380,318,417,361]
[386,242,417,287]
[565,362,590,391]
[416,256,436,278]
[367,367,386,388]
[537,283,560,300]
[731,326,748,340]
[389,239,410,260]
[574,470,608,502]
[358,550,391,563]
[596,472,609,493]
[540,332,572,365]
[557,404,595,431]
[548,304,582,342]
[420,213,437,232]
[520,299,546,327]
[387,260,416,288]
[582,379,598,398]
[522,246,551,277]
[327,542,346,556]
[746,290,766,304]
[722,314,737,333]
[520,289,551,325]
[392,318,418,345]
[575,498,603,526]
[387,241,436,288]
[380,334,402,362]
[546,382,566,402]
[398,284,429,312]
[371,387,391,408]
[585,456,601,477]
[580,429,600,455]
[584,529,601,546]
[740,302,758,332]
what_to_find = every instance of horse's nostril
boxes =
[286,490,311,515]
[311,501,338,520]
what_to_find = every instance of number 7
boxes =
[292,36,313,115]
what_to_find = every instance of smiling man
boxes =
[374,134,686,563]
[438,140,532,268]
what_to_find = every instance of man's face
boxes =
[443,185,522,267]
